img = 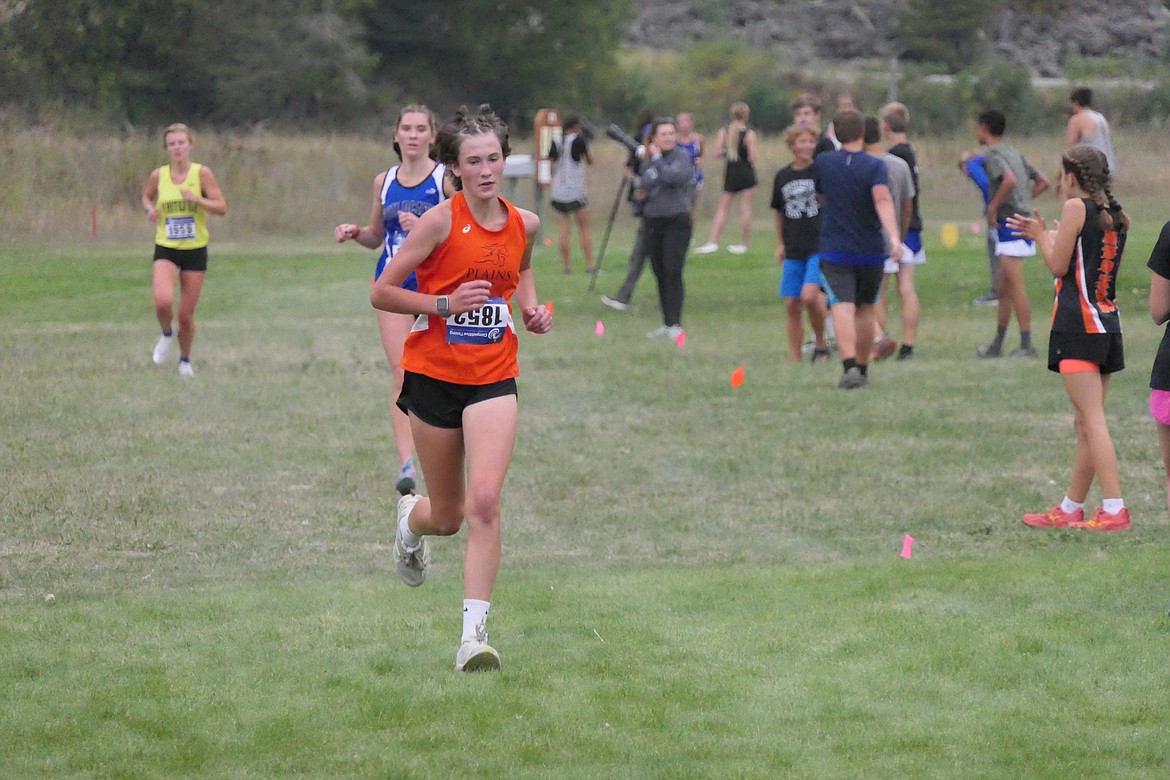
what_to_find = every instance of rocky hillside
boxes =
[627,1,1170,77]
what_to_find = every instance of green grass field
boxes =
[3,220,1169,777]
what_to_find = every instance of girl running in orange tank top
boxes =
[370,104,552,672]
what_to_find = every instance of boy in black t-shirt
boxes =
[771,124,830,362]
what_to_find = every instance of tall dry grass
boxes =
[3,125,1168,246]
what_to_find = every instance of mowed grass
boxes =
[3,222,1170,777]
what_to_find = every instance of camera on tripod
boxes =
[605,123,643,157]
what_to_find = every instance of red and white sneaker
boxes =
[1069,507,1131,531]
[874,336,898,361]
[1022,505,1084,528]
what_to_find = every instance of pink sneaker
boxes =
[1069,507,1131,531]
[1022,505,1084,528]
[874,336,898,361]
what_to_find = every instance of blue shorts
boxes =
[375,251,419,292]
[779,255,824,298]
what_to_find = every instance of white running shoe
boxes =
[727,244,748,254]
[393,494,429,587]
[153,334,173,364]
[647,325,671,338]
[666,325,684,340]
[693,243,718,254]
[600,295,629,312]
[178,360,194,378]
[455,624,501,672]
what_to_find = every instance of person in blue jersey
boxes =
[142,123,228,379]
[335,104,452,495]
[813,109,903,389]
[675,111,705,215]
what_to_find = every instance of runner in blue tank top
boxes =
[334,104,452,495]
[675,111,705,211]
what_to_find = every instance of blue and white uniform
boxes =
[677,137,703,190]
[376,162,447,290]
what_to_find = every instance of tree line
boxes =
[0,0,635,131]
[2,0,1158,136]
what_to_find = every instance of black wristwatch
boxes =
[435,295,451,317]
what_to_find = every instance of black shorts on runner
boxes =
[550,199,587,214]
[1048,331,1125,375]
[153,244,209,273]
[396,371,518,429]
[819,261,883,306]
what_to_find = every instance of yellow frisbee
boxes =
[940,222,959,249]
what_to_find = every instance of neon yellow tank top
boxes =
[155,163,210,249]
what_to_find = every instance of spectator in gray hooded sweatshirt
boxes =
[637,117,695,339]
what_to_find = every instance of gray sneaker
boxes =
[976,343,1003,358]
[601,295,629,312]
[393,494,429,587]
[838,366,867,389]
[1010,346,1038,359]
[455,623,500,672]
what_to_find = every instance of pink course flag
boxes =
[901,535,915,559]
[595,320,605,336]
[675,329,686,348]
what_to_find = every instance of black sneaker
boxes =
[976,343,1002,358]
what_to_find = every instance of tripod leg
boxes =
[587,178,628,292]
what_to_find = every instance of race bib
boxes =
[165,216,196,241]
[445,297,512,345]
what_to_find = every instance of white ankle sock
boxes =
[462,599,490,642]
[1102,498,1125,515]
[1059,497,1084,514]
[398,511,422,551]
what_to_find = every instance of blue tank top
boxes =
[676,138,703,187]
[376,162,446,290]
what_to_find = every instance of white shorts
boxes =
[884,243,927,274]
[995,238,1037,258]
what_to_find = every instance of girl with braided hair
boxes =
[1007,144,1130,531]
[371,105,552,670]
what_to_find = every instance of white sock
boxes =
[1060,496,1084,514]
[398,511,422,551]
[462,599,490,643]
[1102,498,1125,515]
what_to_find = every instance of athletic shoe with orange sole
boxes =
[1068,507,1131,531]
[1022,505,1084,528]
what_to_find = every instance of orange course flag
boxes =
[730,366,745,388]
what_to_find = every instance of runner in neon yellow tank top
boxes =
[141,123,227,377]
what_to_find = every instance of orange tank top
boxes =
[402,192,527,385]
